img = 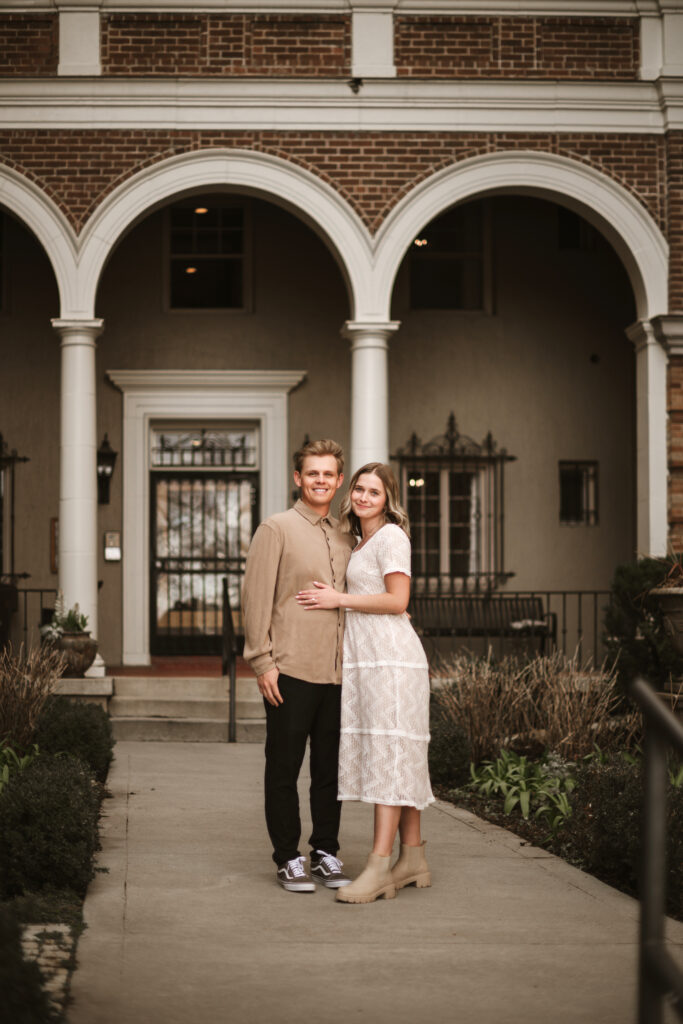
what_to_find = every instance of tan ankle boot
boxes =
[391,841,431,890]
[335,853,396,904]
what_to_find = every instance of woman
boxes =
[296,462,434,903]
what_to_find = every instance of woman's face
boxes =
[351,472,387,527]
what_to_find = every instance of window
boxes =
[559,461,598,525]
[393,414,515,591]
[168,200,247,310]
[410,201,491,311]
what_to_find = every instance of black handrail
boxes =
[627,677,683,1023]
[222,578,238,743]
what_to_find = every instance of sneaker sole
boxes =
[278,881,316,892]
[311,874,352,888]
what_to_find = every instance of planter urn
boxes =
[56,631,98,678]
[650,586,683,658]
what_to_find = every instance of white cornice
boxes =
[0,1,664,13]
[0,78,668,133]
[107,369,308,390]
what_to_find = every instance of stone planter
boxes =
[650,586,683,658]
[55,631,98,678]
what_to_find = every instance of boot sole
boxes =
[336,885,396,904]
[395,873,432,890]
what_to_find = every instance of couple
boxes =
[242,438,434,904]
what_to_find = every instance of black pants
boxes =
[264,674,342,866]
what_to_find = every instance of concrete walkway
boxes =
[68,742,683,1024]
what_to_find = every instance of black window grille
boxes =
[559,461,598,526]
[392,413,516,593]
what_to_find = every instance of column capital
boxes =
[649,314,683,357]
[51,318,104,343]
[342,320,400,349]
[626,318,660,354]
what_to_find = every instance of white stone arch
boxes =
[372,150,668,323]
[73,148,375,319]
[0,164,78,312]
[371,150,670,557]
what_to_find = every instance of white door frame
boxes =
[107,369,305,665]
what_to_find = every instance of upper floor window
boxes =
[393,413,515,591]
[559,461,598,526]
[167,199,247,311]
[409,200,491,311]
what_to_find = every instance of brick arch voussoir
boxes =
[0,154,69,227]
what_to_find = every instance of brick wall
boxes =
[0,14,57,76]
[0,130,666,241]
[101,14,350,76]
[395,16,639,79]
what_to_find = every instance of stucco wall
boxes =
[390,196,636,590]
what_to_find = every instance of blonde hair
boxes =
[293,438,344,475]
[340,463,410,538]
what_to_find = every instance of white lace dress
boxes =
[338,523,434,810]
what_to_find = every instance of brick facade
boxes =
[395,16,639,79]
[0,14,57,77]
[0,130,666,243]
[101,13,351,76]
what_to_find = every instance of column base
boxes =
[85,652,106,678]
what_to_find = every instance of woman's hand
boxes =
[295,581,341,610]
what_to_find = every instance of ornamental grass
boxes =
[0,645,64,754]
[431,649,639,764]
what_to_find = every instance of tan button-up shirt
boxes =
[242,499,355,684]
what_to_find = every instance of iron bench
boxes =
[408,593,557,653]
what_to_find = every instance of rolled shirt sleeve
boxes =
[242,521,282,678]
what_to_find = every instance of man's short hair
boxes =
[293,438,344,475]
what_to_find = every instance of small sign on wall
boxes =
[104,531,121,562]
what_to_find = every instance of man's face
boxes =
[294,454,343,512]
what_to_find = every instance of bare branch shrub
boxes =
[0,644,64,752]
[431,650,639,763]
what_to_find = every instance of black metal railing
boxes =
[221,577,239,744]
[627,677,683,1023]
[411,581,611,664]
[8,587,57,651]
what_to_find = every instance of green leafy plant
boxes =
[0,754,101,898]
[0,739,39,795]
[35,697,113,786]
[604,558,683,688]
[469,749,576,833]
[40,591,88,642]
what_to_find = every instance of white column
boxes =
[343,320,399,472]
[52,317,104,675]
[626,319,668,558]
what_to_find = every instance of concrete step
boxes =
[112,676,257,699]
[112,717,265,743]
[109,696,264,720]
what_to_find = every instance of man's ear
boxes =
[335,473,344,491]
[293,470,302,488]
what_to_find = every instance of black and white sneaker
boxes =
[310,850,352,888]
[277,856,316,893]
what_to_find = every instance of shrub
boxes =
[0,905,55,1024]
[0,739,39,795]
[563,755,683,917]
[431,651,637,764]
[0,645,64,753]
[428,694,472,786]
[604,558,683,688]
[0,754,100,898]
[35,696,113,785]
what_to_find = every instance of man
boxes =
[242,438,356,892]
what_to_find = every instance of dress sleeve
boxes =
[375,524,412,578]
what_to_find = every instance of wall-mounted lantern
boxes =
[97,434,118,505]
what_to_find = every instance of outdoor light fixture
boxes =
[97,434,118,505]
